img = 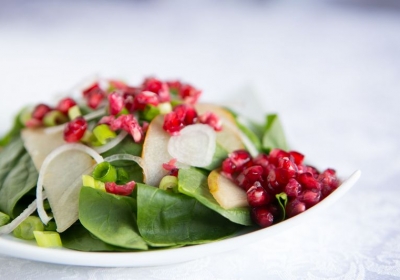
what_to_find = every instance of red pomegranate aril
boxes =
[142,77,170,102]
[251,206,274,228]
[247,181,271,207]
[56,98,77,115]
[108,92,125,115]
[305,165,320,178]
[266,169,284,195]
[163,104,198,135]
[199,112,222,131]
[297,172,321,191]
[289,151,304,165]
[179,84,202,105]
[252,153,270,169]
[284,178,302,198]
[169,168,179,177]
[236,165,264,191]
[63,117,88,143]
[105,181,136,196]
[133,91,159,111]
[286,199,306,218]
[32,104,52,121]
[119,114,143,142]
[268,148,290,165]
[301,189,321,207]
[83,84,105,109]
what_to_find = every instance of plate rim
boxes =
[0,170,361,267]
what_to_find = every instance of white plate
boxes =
[0,170,361,267]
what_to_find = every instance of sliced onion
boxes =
[0,197,44,235]
[168,124,216,167]
[93,131,128,154]
[104,154,148,181]
[36,144,104,224]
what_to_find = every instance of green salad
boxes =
[0,76,340,251]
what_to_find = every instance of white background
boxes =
[1,0,400,279]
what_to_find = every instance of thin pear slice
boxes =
[208,169,249,209]
[21,128,66,170]
[141,115,172,187]
[36,144,103,232]
[195,103,245,153]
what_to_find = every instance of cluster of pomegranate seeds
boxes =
[26,97,78,128]
[163,104,198,135]
[163,104,222,135]
[221,148,340,228]
[82,83,106,109]
[105,181,136,196]
[63,117,88,143]
[167,81,202,105]
[99,114,144,142]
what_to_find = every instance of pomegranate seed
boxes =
[284,178,302,198]
[289,151,304,165]
[297,172,321,191]
[221,150,252,178]
[133,91,159,111]
[246,181,271,207]
[235,165,264,191]
[105,181,136,196]
[266,169,284,195]
[251,206,274,228]
[319,168,340,198]
[142,77,170,102]
[268,148,290,165]
[108,92,125,115]
[63,117,88,142]
[163,104,198,135]
[56,98,76,115]
[83,83,105,109]
[162,158,178,171]
[286,199,306,218]
[166,80,182,96]
[169,168,179,177]
[119,115,143,142]
[305,165,320,178]
[32,104,52,121]
[252,153,270,169]
[199,112,222,131]
[179,84,202,105]
[300,189,321,207]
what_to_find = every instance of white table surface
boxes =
[1,0,399,279]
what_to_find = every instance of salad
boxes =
[0,77,341,251]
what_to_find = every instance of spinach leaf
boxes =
[0,110,25,147]
[136,183,244,247]
[0,141,38,218]
[79,187,148,250]
[177,168,252,226]
[262,114,288,153]
[61,222,130,252]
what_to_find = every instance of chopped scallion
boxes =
[33,231,62,248]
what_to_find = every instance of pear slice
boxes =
[195,103,245,153]
[208,169,249,209]
[21,128,66,170]
[141,115,172,187]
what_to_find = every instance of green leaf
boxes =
[178,168,252,226]
[262,114,288,153]
[61,222,130,252]
[202,143,229,171]
[0,142,38,218]
[79,187,148,250]
[0,109,25,148]
[136,183,244,247]
[275,192,288,221]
